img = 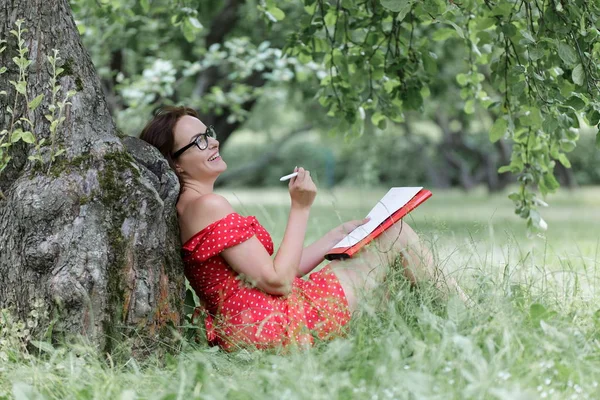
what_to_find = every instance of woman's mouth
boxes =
[208,152,220,161]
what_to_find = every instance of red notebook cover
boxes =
[325,189,432,260]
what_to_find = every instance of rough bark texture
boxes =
[0,0,184,355]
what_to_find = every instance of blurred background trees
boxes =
[71,0,599,211]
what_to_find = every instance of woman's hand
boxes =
[328,217,371,245]
[289,167,317,210]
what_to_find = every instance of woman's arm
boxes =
[297,232,338,276]
[298,217,371,276]
[184,168,317,296]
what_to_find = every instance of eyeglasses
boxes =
[172,126,217,158]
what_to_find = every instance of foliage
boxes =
[0,299,49,364]
[284,0,600,231]
[70,0,323,136]
[0,20,74,197]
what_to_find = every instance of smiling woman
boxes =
[139,106,463,352]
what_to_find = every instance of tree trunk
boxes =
[0,0,184,355]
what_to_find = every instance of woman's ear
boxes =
[174,163,184,174]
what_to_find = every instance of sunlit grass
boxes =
[2,187,600,399]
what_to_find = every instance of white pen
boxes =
[279,172,299,181]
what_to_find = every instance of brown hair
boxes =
[138,105,199,182]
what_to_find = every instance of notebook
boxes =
[324,187,432,260]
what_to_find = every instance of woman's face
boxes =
[172,115,227,179]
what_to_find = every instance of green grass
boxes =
[2,187,600,399]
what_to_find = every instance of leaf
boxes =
[557,42,578,65]
[557,153,571,168]
[444,21,464,39]
[520,29,536,44]
[431,28,458,41]
[588,110,600,126]
[529,303,548,323]
[490,118,507,143]
[464,99,475,114]
[572,64,584,86]
[371,112,386,127]
[10,130,22,143]
[456,73,469,87]
[181,20,196,42]
[476,17,495,30]
[28,94,44,111]
[559,139,576,153]
[520,106,542,128]
[380,0,411,13]
[14,81,26,95]
[184,288,197,316]
[20,131,35,144]
[188,17,203,30]
[140,0,150,13]
[267,6,286,21]
[543,172,560,191]
[30,340,55,353]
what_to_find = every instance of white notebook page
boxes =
[331,187,423,249]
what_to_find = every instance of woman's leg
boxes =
[329,220,468,312]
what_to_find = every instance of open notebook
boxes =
[324,187,432,260]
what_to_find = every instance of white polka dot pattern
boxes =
[181,212,351,351]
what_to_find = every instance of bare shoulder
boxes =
[179,194,236,241]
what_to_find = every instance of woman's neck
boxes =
[181,180,214,196]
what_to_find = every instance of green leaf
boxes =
[557,153,571,168]
[380,0,411,13]
[557,42,578,65]
[456,73,469,87]
[444,21,464,39]
[543,172,560,191]
[464,99,475,114]
[521,106,542,128]
[431,28,458,41]
[476,17,495,30]
[564,96,586,111]
[529,303,547,322]
[559,139,576,153]
[10,130,22,143]
[572,64,584,86]
[21,131,35,144]
[181,20,196,42]
[28,94,44,111]
[14,81,26,95]
[267,6,286,21]
[490,118,507,143]
[140,0,149,13]
[371,112,386,127]
[30,340,55,353]
[587,110,600,126]
[520,29,536,44]
[188,17,203,30]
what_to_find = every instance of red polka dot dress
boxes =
[182,212,351,351]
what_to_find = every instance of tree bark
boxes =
[0,0,184,355]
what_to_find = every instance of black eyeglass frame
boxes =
[172,126,217,158]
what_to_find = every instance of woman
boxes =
[140,106,463,351]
